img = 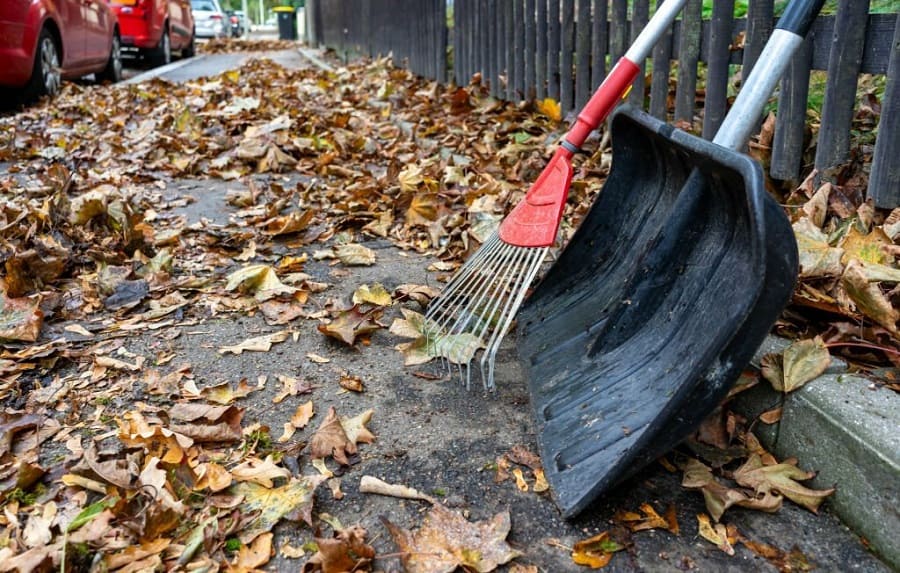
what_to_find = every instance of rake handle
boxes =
[563,0,689,152]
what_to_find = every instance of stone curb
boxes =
[733,335,900,570]
[123,55,208,85]
[296,47,335,72]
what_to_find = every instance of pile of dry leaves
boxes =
[0,40,894,571]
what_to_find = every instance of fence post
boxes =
[576,0,591,110]
[591,0,608,90]
[561,0,575,112]
[649,0,675,120]
[674,0,701,126]
[526,0,537,100]
[628,0,650,108]
[610,0,627,63]
[548,0,561,100]
[514,0,525,98]
[814,0,871,180]
[770,35,813,182]
[536,0,548,98]
[869,14,900,207]
[702,0,735,139]
[505,0,515,98]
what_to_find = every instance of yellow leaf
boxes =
[571,531,624,568]
[536,98,562,122]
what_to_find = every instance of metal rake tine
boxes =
[425,233,501,322]
[482,247,550,389]
[467,244,530,388]
[429,239,506,337]
[442,246,512,340]
[476,247,534,388]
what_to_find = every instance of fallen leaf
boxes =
[318,305,383,346]
[696,513,735,555]
[231,455,291,487]
[570,531,625,569]
[352,283,393,306]
[338,373,364,392]
[233,475,326,543]
[235,531,274,570]
[0,291,43,342]
[842,259,899,334]
[302,525,375,573]
[733,454,834,513]
[536,98,562,121]
[335,243,376,266]
[783,336,831,391]
[384,504,521,573]
[219,330,291,354]
[226,264,295,301]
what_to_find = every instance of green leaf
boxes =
[67,496,118,532]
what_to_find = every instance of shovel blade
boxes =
[516,108,798,517]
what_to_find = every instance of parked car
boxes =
[190,0,226,39]
[225,10,246,38]
[0,0,122,102]
[110,0,195,66]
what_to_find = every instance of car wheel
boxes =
[182,29,196,58]
[150,27,171,67]
[24,28,61,101]
[99,32,123,83]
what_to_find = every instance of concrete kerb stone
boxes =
[733,334,900,570]
[297,47,335,73]
[123,55,208,85]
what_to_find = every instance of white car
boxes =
[190,0,226,39]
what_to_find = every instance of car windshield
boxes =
[191,0,218,11]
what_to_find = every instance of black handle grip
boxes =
[775,0,827,36]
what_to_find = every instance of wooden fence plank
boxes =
[576,0,592,109]
[674,0,702,125]
[548,0,561,99]
[592,0,608,89]
[869,14,900,207]
[650,0,675,119]
[610,0,628,62]
[526,0,537,99]
[741,0,772,78]
[628,0,650,107]
[506,0,515,98]
[439,0,448,82]
[561,0,575,112]
[702,0,734,139]
[493,0,503,95]
[513,0,523,98]
[536,0,548,98]
[771,35,813,181]
[815,0,871,177]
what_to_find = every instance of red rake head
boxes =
[498,147,574,248]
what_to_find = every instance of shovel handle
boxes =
[712,0,826,150]
[563,0,689,151]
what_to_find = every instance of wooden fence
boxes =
[305,0,899,207]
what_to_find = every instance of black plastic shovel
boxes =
[515,0,825,518]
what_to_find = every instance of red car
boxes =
[110,0,194,66]
[0,0,122,101]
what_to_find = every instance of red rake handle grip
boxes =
[565,59,641,151]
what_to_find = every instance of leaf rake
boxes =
[425,0,689,390]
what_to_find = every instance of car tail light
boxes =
[211,14,223,20]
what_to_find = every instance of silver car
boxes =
[191,0,227,39]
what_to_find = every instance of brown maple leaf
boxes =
[302,525,375,573]
[383,504,521,573]
[317,305,383,346]
[309,407,375,466]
